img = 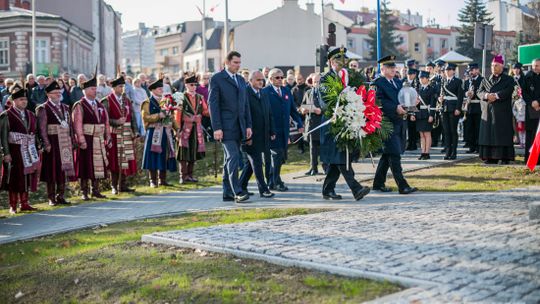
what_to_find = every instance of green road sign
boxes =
[518,43,540,65]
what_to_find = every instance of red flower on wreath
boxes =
[362,89,382,135]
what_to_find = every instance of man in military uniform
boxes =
[430,60,445,148]
[319,47,371,201]
[462,63,483,154]
[72,72,111,200]
[404,68,420,151]
[439,63,464,160]
[36,79,76,206]
[101,75,138,194]
[0,84,40,214]
[372,55,417,195]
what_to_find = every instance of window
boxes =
[347,38,355,49]
[427,37,432,48]
[363,40,370,50]
[160,48,168,56]
[35,38,49,64]
[414,42,420,52]
[0,38,9,66]
[440,38,447,49]
[399,36,404,44]
[172,46,179,55]
[208,58,215,72]
[505,40,512,50]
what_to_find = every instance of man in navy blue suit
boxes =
[372,55,417,195]
[208,51,252,203]
[262,68,304,192]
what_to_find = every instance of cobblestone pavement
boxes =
[144,187,540,303]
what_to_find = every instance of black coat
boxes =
[463,75,484,114]
[416,85,437,120]
[477,74,515,147]
[373,76,406,155]
[244,87,275,154]
[441,77,464,113]
[292,83,309,108]
[522,71,540,131]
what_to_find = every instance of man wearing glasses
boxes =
[262,68,303,192]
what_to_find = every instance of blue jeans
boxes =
[222,140,242,197]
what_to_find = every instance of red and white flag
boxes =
[209,3,220,14]
[526,123,540,171]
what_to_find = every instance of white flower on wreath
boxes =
[172,92,184,105]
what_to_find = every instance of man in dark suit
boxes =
[262,68,304,192]
[463,63,483,154]
[239,71,275,198]
[523,58,540,164]
[372,55,417,195]
[439,63,464,160]
[208,51,252,203]
[319,47,371,201]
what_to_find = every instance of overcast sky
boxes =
[106,0,467,31]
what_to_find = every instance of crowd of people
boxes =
[0,49,539,211]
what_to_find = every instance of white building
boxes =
[122,23,155,75]
[232,0,347,70]
[487,0,539,42]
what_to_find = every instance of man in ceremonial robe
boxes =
[175,74,209,184]
[72,73,111,200]
[102,75,138,194]
[141,77,178,187]
[477,55,516,164]
[0,85,40,214]
[36,79,76,206]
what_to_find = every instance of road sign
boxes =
[518,43,540,65]
[473,23,493,50]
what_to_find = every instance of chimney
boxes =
[0,0,9,11]
[21,0,30,10]
[306,2,314,13]
[282,0,298,7]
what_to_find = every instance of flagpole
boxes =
[320,0,325,45]
[202,0,207,73]
[376,0,382,73]
[224,0,229,55]
[31,0,36,75]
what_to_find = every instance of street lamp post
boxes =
[376,0,382,73]
[320,0,325,45]
[202,0,207,73]
[224,0,229,55]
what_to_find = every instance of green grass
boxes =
[384,157,540,192]
[0,143,310,218]
[0,208,401,304]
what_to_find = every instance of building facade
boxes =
[121,23,155,76]
[35,0,122,76]
[0,0,94,77]
[487,0,539,43]
[233,0,347,70]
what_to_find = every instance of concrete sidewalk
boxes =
[0,147,475,245]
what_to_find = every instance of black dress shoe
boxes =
[354,187,371,201]
[425,154,431,160]
[323,192,342,200]
[247,191,255,196]
[440,148,447,154]
[304,170,313,176]
[235,193,250,203]
[260,191,275,198]
[373,186,392,192]
[399,187,418,195]
[483,159,498,164]
[56,197,71,205]
[275,185,288,192]
[465,149,476,154]
[500,160,510,165]
[223,196,235,202]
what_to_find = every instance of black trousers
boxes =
[239,151,269,194]
[525,119,540,162]
[268,148,286,188]
[407,119,418,149]
[309,140,320,171]
[373,153,409,190]
[465,113,481,150]
[322,163,362,195]
[442,112,459,155]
